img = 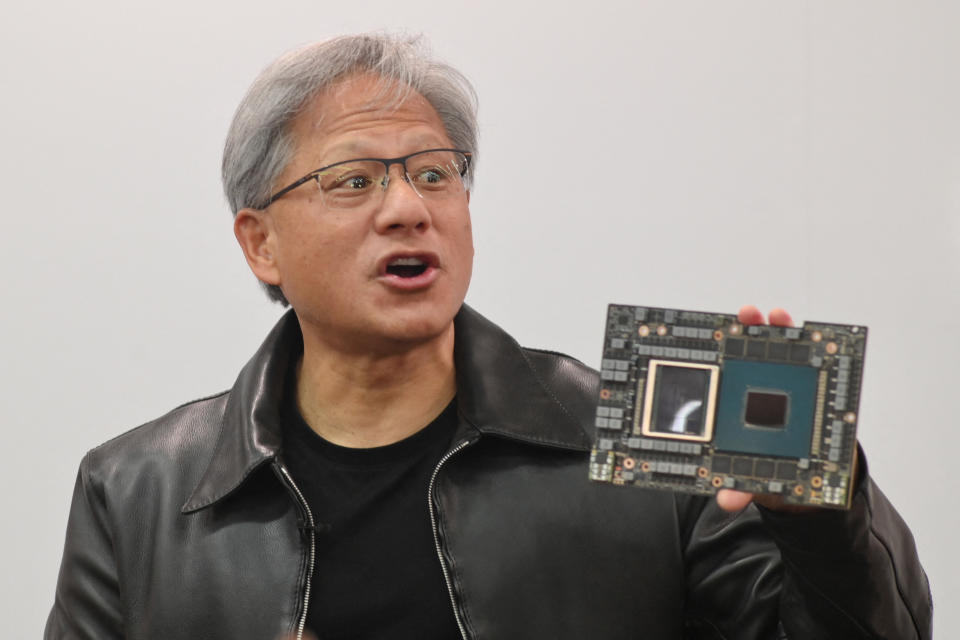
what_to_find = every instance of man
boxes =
[46,34,932,639]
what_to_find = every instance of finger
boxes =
[716,489,754,512]
[737,305,764,326]
[768,307,794,327]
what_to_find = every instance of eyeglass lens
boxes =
[314,150,468,210]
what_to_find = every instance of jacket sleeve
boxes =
[680,450,932,639]
[757,455,932,639]
[45,457,125,639]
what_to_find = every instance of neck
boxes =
[294,320,457,448]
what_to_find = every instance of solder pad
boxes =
[588,305,867,509]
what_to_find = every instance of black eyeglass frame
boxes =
[264,148,473,207]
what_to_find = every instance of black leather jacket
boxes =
[46,306,932,639]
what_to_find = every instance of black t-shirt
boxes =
[280,380,460,639]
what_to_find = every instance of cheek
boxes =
[453,215,475,281]
[276,218,357,284]
[460,214,475,257]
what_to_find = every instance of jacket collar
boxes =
[452,305,591,450]
[183,304,590,513]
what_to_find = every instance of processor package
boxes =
[588,305,867,509]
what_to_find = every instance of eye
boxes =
[410,164,454,189]
[317,165,379,194]
[419,168,446,183]
[331,173,375,191]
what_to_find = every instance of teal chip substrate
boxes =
[714,359,817,458]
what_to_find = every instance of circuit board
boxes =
[588,305,867,509]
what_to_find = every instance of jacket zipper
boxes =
[428,438,474,640]
[276,462,317,640]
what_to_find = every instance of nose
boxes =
[373,165,432,234]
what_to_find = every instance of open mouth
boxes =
[385,256,431,278]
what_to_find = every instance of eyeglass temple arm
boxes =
[265,173,320,207]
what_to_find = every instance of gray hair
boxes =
[222,33,479,306]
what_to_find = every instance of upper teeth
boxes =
[390,257,425,266]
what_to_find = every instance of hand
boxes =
[715,305,816,515]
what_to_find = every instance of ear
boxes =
[234,208,282,287]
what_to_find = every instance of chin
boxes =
[377,299,460,344]
[292,279,467,351]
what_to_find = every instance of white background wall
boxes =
[2,0,957,636]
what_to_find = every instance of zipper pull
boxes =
[297,521,332,534]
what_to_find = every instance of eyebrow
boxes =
[320,137,451,163]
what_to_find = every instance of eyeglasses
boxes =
[265,148,472,210]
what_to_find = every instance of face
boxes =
[235,74,474,353]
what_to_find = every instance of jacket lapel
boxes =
[182,312,300,513]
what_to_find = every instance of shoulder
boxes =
[521,346,598,386]
[79,391,230,491]
[519,346,600,425]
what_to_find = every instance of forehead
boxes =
[288,73,452,161]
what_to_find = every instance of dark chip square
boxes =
[733,457,755,476]
[712,455,732,473]
[754,460,775,478]
[724,338,745,357]
[747,340,766,358]
[775,462,798,479]
[745,391,789,428]
[789,343,811,363]
[767,342,787,360]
